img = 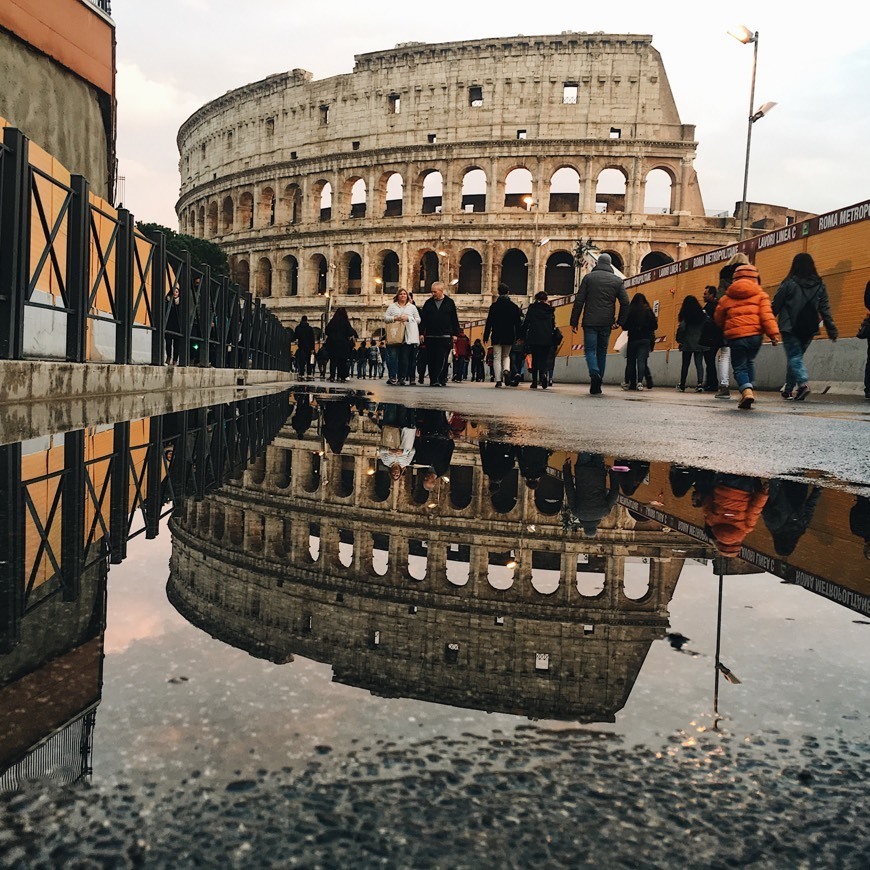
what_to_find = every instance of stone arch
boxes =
[544,250,575,296]
[258,186,275,226]
[378,249,400,295]
[548,165,581,212]
[623,558,652,601]
[500,248,528,296]
[420,169,443,214]
[641,251,674,272]
[346,176,367,219]
[487,551,516,590]
[256,257,272,297]
[313,180,333,221]
[644,166,676,214]
[491,468,519,513]
[300,451,322,492]
[533,474,564,515]
[338,528,354,568]
[415,248,440,293]
[212,505,225,540]
[371,532,389,576]
[334,455,355,497]
[457,248,483,294]
[595,167,628,214]
[382,170,404,217]
[221,196,234,233]
[342,250,363,295]
[279,254,298,296]
[307,253,328,296]
[207,201,218,237]
[448,465,473,509]
[238,191,254,229]
[576,554,606,598]
[531,550,561,594]
[308,522,321,562]
[407,539,427,580]
[197,204,205,237]
[461,167,487,212]
[369,466,391,503]
[281,183,302,224]
[234,258,250,293]
[446,544,471,586]
[503,167,534,209]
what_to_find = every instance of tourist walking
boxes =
[621,292,658,391]
[521,291,556,389]
[367,339,381,378]
[772,253,838,401]
[164,285,183,365]
[294,315,316,379]
[483,282,523,387]
[713,253,750,398]
[675,295,709,392]
[383,288,421,385]
[713,263,780,410]
[419,281,460,386]
[569,253,629,394]
[863,281,870,401]
[701,286,723,391]
[452,328,471,382]
[545,325,563,388]
[470,339,486,382]
[324,307,358,383]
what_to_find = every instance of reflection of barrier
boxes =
[0,124,292,370]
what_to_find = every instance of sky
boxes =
[113,1,870,229]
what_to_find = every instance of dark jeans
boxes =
[426,337,453,384]
[703,348,718,389]
[528,344,549,384]
[626,339,651,388]
[165,335,182,364]
[680,350,705,388]
[387,343,418,382]
[864,340,870,398]
[729,335,763,390]
[583,326,612,380]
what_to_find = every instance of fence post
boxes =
[199,265,211,366]
[145,414,163,539]
[241,292,253,369]
[0,443,23,652]
[114,207,133,364]
[215,275,228,368]
[151,230,166,365]
[61,429,85,600]
[66,175,90,363]
[179,252,191,367]
[228,284,241,369]
[109,422,130,564]
[0,128,29,360]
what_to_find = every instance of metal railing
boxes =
[0,126,291,370]
[88,1,112,15]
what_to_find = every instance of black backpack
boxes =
[792,292,819,341]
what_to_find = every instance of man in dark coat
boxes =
[569,253,629,394]
[484,282,523,387]
[294,315,315,380]
[419,281,460,386]
[563,453,619,537]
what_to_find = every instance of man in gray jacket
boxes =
[569,253,629,394]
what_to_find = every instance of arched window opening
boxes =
[221,196,234,233]
[234,259,250,294]
[623,558,651,600]
[640,251,673,272]
[408,539,427,580]
[227,508,243,546]
[595,168,627,213]
[533,474,564,515]
[258,187,275,227]
[487,551,516,590]
[421,170,443,214]
[319,182,333,221]
[531,551,561,594]
[282,184,301,224]
[207,201,218,237]
[380,250,399,295]
[576,554,606,597]
[338,529,354,568]
[548,166,581,212]
[448,465,473,509]
[274,449,291,489]
[239,192,253,229]
[350,178,367,218]
[491,468,518,513]
[384,172,404,217]
[281,255,298,297]
[335,455,355,498]
[644,168,674,214]
[461,168,487,213]
[345,252,362,295]
[309,253,328,296]
[372,532,389,576]
[500,249,528,296]
[446,543,471,586]
[197,205,205,237]
[544,251,575,297]
[417,250,439,292]
[308,522,321,562]
[457,249,482,295]
[301,451,322,492]
[503,167,533,208]
[256,257,272,297]
[369,465,391,503]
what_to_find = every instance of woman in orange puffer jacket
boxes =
[700,476,769,557]
[714,263,780,409]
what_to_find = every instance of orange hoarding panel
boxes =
[1,0,114,96]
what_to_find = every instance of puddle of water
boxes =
[1,390,868,865]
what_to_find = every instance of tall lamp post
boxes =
[730,25,777,240]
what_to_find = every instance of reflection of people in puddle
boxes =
[518,445,551,488]
[479,440,517,494]
[761,480,823,556]
[321,399,353,454]
[563,452,619,537]
[698,474,768,556]
[291,393,315,439]
[613,458,650,496]
[850,495,870,559]
[377,403,417,480]
[413,409,455,487]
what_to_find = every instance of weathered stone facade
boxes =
[177,33,741,336]
[168,406,712,720]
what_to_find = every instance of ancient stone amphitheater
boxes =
[177,33,739,336]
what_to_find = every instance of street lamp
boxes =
[729,25,777,240]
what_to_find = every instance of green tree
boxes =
[136,222,229,277]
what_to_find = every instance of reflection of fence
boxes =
[0,125,291,369]
[0,392,290,653]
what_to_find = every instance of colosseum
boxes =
[176,32,743,336]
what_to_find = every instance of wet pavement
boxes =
[1,387,868,867]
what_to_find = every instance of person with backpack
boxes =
[675,295,709,392]
[483,282,523,387]
[772,253,838,401]
[621,292,658,391]
[521,291,556,389]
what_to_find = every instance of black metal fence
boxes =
[0,126,291,370]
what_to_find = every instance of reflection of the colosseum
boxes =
[168,405,713,721]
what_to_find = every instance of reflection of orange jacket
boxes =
[714,278,780,341]
[702,483,768,556]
